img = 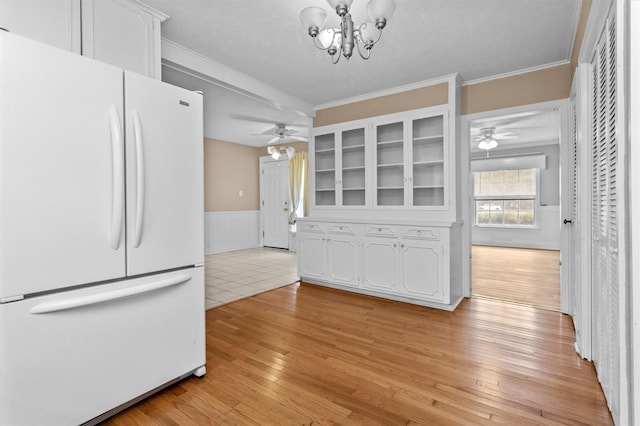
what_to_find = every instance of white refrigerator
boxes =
[0,32,206,425]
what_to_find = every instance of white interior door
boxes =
[261,158,290,249]
[124,71,204,276]
[0,32,126,298]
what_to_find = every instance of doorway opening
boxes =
[467,107,563,312]
[472,245,560,311]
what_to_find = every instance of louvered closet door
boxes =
[569,98,582,343]
[590,13,619,420]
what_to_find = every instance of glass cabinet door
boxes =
[341,127,366,206]
[410,114,445,206]
[375,121,405,206]
[314,133,336,206]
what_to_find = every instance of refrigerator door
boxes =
[0,32,126,299]
[124,71,204,276]
[0,267,206,426]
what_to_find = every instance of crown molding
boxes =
[131,0,169,21]
[462,60,570,87]
[566,0,583,63]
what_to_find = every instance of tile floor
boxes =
[204,247,299,310]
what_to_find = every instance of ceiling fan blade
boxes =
[230,114,280,125]
[250,126,279,136]
[282,128,300,135]
[288,135,309,142]
[267,136,281,144]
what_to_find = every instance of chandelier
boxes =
[300,0,396,64]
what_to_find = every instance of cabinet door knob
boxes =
[417,231,422,236]
[401,244,405,248]
[393,243,397,248]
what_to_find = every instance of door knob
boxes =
[563,218,573,224]
[283,208,288,211]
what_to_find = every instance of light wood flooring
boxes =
[472,245,561,311]
[104,283,611,425]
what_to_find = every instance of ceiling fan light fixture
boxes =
[300,0,395,63]
[286,146,296,158]
[478,138,498,151]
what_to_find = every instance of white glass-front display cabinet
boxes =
[373,111,447,208]
[313,126,367,208]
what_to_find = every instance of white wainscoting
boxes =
[204,211,260,255]
[472,205,561,250]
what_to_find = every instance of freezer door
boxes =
[0,32,126,299]
[124,71,204,276]
[0,267,206,426]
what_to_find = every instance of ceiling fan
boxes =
[253,123,309,144]
[474,127,517,156]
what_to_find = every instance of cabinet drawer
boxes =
[299,222,325,233]
[365,225,399,238]
[402,226,440,241]
[327,224,360,236]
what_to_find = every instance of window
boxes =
[474,168,537,227]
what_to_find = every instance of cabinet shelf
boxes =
[316,148,335,153]
[413,160,444,167]
[316,168,336,173]
[413,185,445,189]
[377,162,404,169]
[343,166,365,171]
[316,188,336,192]
[377,139,403,147]
[343,187,365,191]
[378,186,404,190]
[342,144,365,152]
[413,135,444,143]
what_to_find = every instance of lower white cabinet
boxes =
[361,225,447,303]
[297,222,360,288]
[297,219,461,310]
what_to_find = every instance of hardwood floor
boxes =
[472,245,561,311]
[104,283,611,425]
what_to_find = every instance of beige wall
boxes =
[461,63,573,115]
[204,139,309,212]
[204,138,262,211]
[314,83,448,127]
[313,65,572,125]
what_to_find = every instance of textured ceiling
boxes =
[147,0,580,146]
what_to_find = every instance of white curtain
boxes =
[289,151,308,224]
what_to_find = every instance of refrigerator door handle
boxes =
[132,109,145,248]
[109,105,124,250]
[30,273,192,314]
